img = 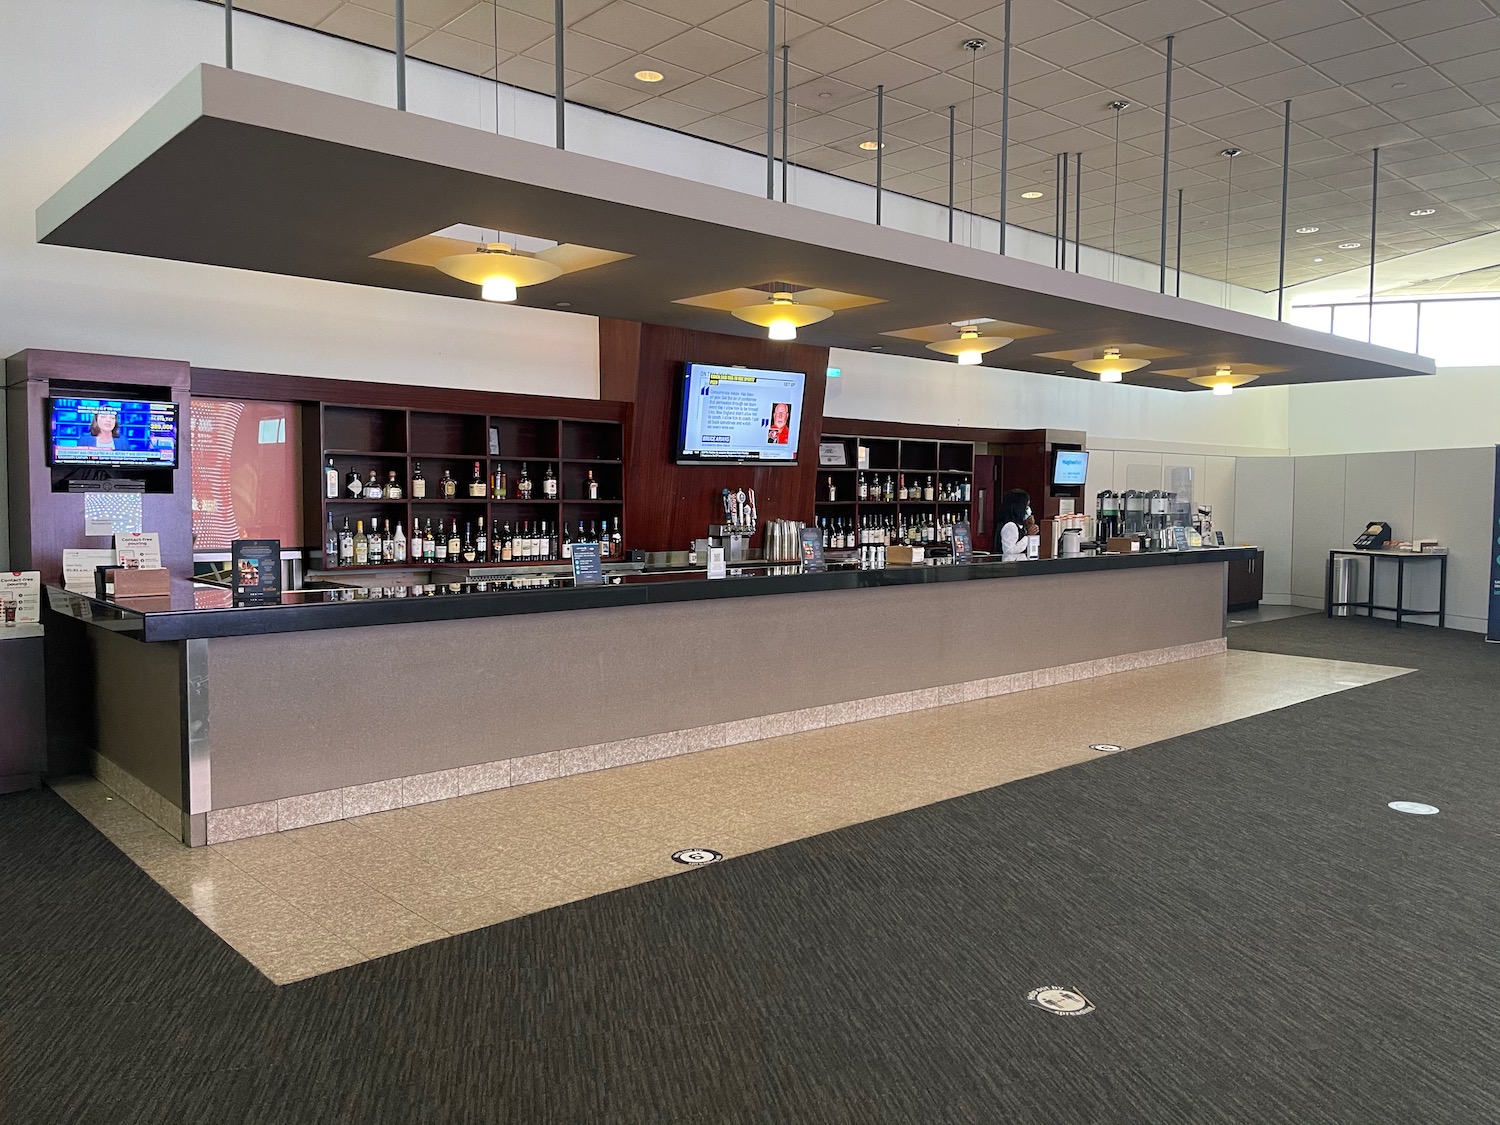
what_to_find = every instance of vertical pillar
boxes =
[396,0,407,110]
[1276,100,1291,320]
[1060,153,1069,266]
[998,0,1012,254]
[948,105,956,243]
[1175,188,1183,297]
[875,84,885,226]
[1368,146,1380,341]
[765,0,775,200]
[225,0,234,69]
[781,45,789,202]
[1158,34,1175,294]
[1074,150,1082,272]
[554,0,565,148]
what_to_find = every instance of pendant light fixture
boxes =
[730,291,833,340]
[926,324,1013,365]
[1073,347,1148,383]
[434,242,563,302]
[1190,365,1256,395]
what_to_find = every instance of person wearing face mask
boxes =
[998,489,1039,561]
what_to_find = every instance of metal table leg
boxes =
[1395,555,1405,628]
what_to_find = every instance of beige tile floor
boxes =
[52,648,1410,984]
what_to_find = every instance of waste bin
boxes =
[1329,555,1357,617]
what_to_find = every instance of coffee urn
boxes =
[1095,490,1121,545]
[1121,490,1147,536]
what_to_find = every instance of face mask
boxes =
[1024,506,1032,520]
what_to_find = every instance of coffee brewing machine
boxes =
[1095,490,1121,546]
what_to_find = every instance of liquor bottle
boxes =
[561,521,573,560]
[353,519,369,566]
[543,521,555,560]
[462,522,477,563]
[576,520,587,551]
[440,468,457,500]
[447,518,462,560]
[324,458,340,499]
[542,465,558,499]
[368,520,384,564]
[858,473,869,501]
[411,462,427,499]
[924,475,935,502]
[821,518,831,550]
[586,470,599,500]
[897,473,906,501]
[493,469,508,500]
[336,517,353,566]
[826,476,837,502]
[434,521,449,562]
[385,470,403,499]
[364,471,382,499]
[518,464,532,500]
[611,517,622,558]
[469,462,485,498]
[475,516,488,560]
[962,478,971,502]
[392,520,408,565]
[424,519,436,563]
[499,524,513,562]
[324,514,338,564]
[409,519,424,562]
[346,467,363,498]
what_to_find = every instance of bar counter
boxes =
[50,548,1252,846]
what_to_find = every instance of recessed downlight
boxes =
[633,69,664,83]
[1021,190,1044,199]
[1313,257,1324,262]
[859,140,885,151]
[1409,207,1436,216]
[1339,241,1362,249]
[1296,226,1319,233]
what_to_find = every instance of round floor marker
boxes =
[1388,801,1439,815]
[1090,743,1124,754]
[671,848,723,865]
[1026,986,1095,1016]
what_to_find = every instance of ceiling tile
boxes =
[492,52,580,90]
[890,25,991,72]
[1027,22,1138,67]
[894,71,986,111]
[1372,0,1494,39]
[1279,19,1392,65]
[832,0,952,49]
[649,28,757,72]
[830,53,938,92]
[523,32,632,74]
[239,0,342,22]
[966,0,1087,44]
[594,56,700,93]
[409,29,498,73]
[445,2,548,49]
[1434,52,1500,85]
[1409,21,1500,65]
[1317,43,1424,85]
[354,0,476,26]
[1009,70,1109,110]
[1113,66,1215,107]
[661,75,761,112]
[682,115,764,145]
[788,113,870,144]
[886,110,961,144]
[703,1,819,48]
[829,94,927,127]
[1170,17,1266,64]
[631,0,742,17]
[1348,67,1459,103]
[565,74,651,112]
[1407,106,1500,137]
[319,3,435,50]
[1098,0,1223,42]
[786,0,875,20]
[625,95,713,128]
[496,0,616,22]
[1195,42,1300,84]
[785,25,884,73]
[1173,87,1257,125]
[571,2,689,52]
[1237,0,1352,37]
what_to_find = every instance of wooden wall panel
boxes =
[600,319,828,551]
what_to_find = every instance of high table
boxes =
[1326,548,1448,628]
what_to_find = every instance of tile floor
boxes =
[52,648,1410,984]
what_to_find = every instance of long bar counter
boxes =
[49,549,1251,846]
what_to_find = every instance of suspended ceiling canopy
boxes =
[37,65,1433,390]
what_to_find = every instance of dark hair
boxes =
[999,489,1030,529]
[90,411,118,437]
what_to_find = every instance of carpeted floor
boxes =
[3,615,1499,1124]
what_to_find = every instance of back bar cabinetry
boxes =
[815,433,975,543]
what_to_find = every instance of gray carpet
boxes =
[2,614,1498,1124]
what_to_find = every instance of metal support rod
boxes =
[1276,99,1291,320]
[396,0,407,110]
[765,0,775,200]
[1368,146,1379,341]
[1158,34,1174,294]
[225,0,234,69]
[998,0,1012,255]
[1060,153,1069,266]
[554,0,565,148]
[1054,154,1063,267]
[948,105,956,243]
[1074,150,1082,272]
[1175,188,1183,297]
[875,84,885,225]
[781,45,789,202]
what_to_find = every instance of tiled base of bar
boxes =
[93,753,181,838]
[202,638,1227,845]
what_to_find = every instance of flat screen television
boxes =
[48,396,180,468]
[675,363,806,465]
[1051,449,1089,486]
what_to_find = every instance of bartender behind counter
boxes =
[998,489,1040,561]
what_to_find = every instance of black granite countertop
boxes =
[46,547,1255,642]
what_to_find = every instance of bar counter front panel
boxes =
[53,550,1247,844]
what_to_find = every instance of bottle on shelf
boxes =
[897,473,907,501]
[518,464,533,500]
[885,475,895,502]
[858,473,869,501]
[543,465,558,499]
[924,476,935,502]
[324,458,339,499]
[475,516,488,560]
[411,462,427,499]
[346,467,363,498]
[433,519,448,562]
[364,471,382,499]
[392,520,408,565]
[586,470,599,500]
[385,470,403,500]
[561,522,574,560]
[368,520,384,564]
[410,519,424,562]
[446,519,462,561]
[324,513,337,564]
[440,468,457,500]
[352,520,369,566]
[469,462,485,499]
[423,519,436,563]
[499,523,513,562]
[826,476,837,502]
[492,469,508,500]
[611,517,622,558]
[962,478,972,502]
[462,522,477,563]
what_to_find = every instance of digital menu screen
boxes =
[676,363,805,464]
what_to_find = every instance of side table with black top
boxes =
[1326,548,1447,628]
[1,624,47,793]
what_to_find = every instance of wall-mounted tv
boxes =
[48,396,180,469]
[1052,449,1089,486]
[675,363,806,465]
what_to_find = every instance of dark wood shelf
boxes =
[326,497,407,504]
[324,448,407,457]
[560,457,623,465]
[408,452,488,460]
[490,498,561,504]
[320,562,427,572]
[411,497,490,504]
[561,498,623,505]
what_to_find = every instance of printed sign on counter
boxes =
[952,521,973,564]
[231,539,281,603]
[63,549,120,591]
[706,546,727,580]
[1172,526,1191,552]
[571,540,605,587]
[0,571,43,624]
[114,531,162,570]
[799,527,827,572]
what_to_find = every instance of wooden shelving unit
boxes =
[307,405,626,569]
[814,433,975,540]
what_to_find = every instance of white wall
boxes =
[1288,367,1500,456]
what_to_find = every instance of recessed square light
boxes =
[1296,226,1319,233]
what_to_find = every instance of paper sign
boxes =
[706,546,727,580]
[570,540,605,587]
[1172,526,1191,552]
[952,521,973,563]
[231,539,281,603]
[114,531,162,570]
[63,549,119,590]
[818,442,847,467]
[799,527,827,572]
[0,571,43,624]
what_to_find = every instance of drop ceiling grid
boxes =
[232,0,1500,291]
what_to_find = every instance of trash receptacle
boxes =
[1330,555,1356,617]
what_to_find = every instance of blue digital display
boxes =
[1052,449,1089,486]
[676,363,805,464]
[49,397,179,468]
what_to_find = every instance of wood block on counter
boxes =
[1106,537,1141,554]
